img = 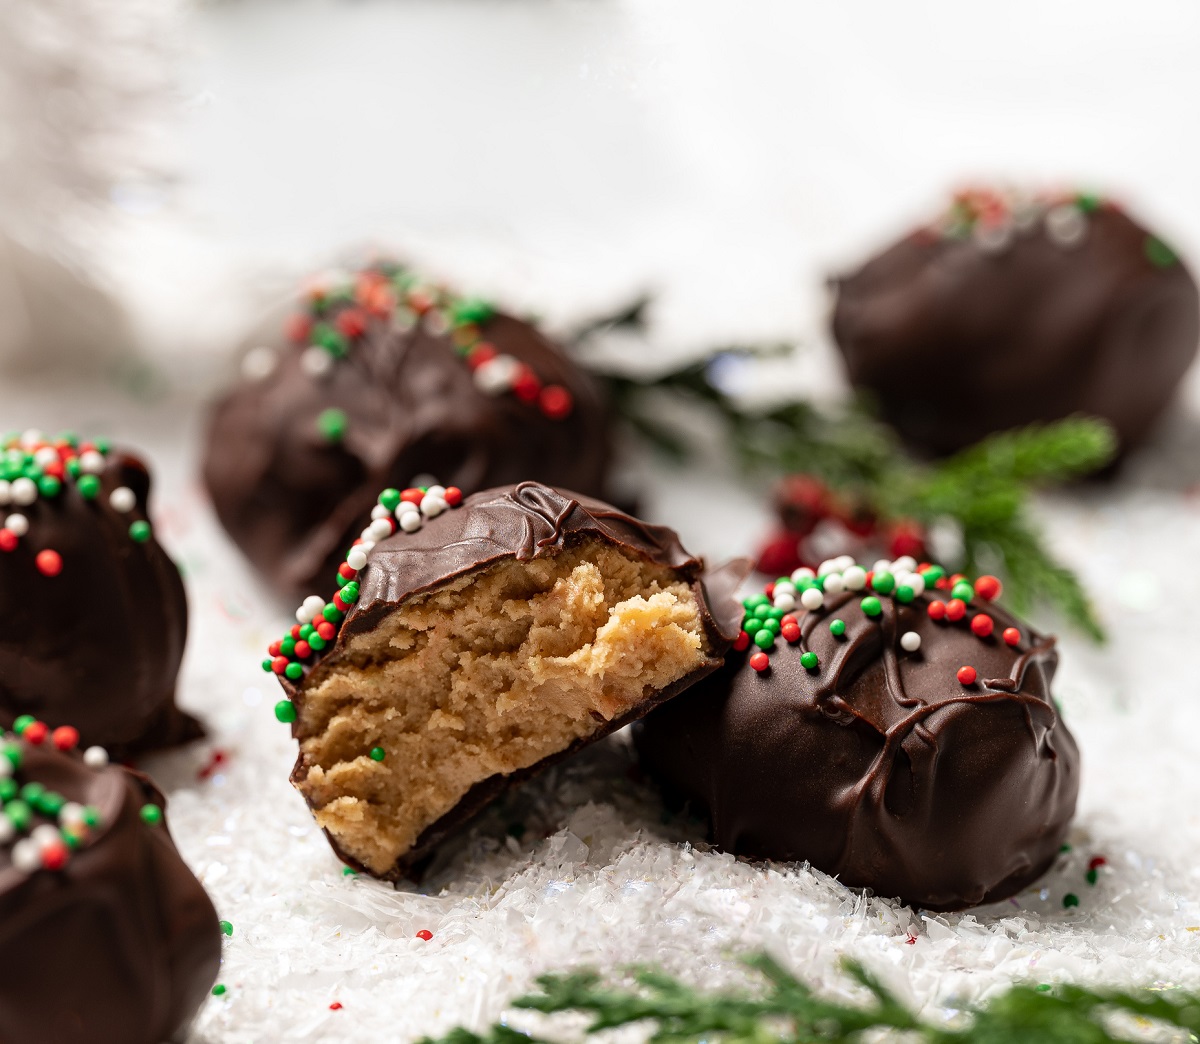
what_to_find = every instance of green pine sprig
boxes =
[599,354,1116,639]
[420,952,1200,1044]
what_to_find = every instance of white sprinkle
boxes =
[11,839,40,872]
[900,631,922,653]
[241,345,278,381]
[300,346,334,379]
[974,221,1013,254]
[773,593,796,613]
[892,556,917,575]
[773,581,796,597]
[19,430,43,449]
[357,540,376,555]
[1045,204,1087,248]
[10,478,37,506]
[370,504,392,521]
[834,555,856,572]
[817,559,840,577]
[425,309,450,336]
[872,559,892,575]
[906,572,926,597]
[368,518,393,541]
[32,824,61,848]
[297,596,326,624]
[399,512,422,533]
[78,450,106,474]
[0,480,9,506]
[843,565,867,591]
[0,758,10,780]
[82,746,109,769]
[0,818,13,845]
[474,355,521,395]
[800,587,825,611]
[4,513,28,536]
[822,573,845,595]
[790,567,815,584]
[421,495,447,518]
[395,500,419,517]
[33,447,58,468]
[109,487,136,513]
[59,803,86,828]
[425,485,446,500]
[346,548,368,571]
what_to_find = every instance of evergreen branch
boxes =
[419,953,1200,1044]
[600,355,1115,638]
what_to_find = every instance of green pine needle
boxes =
[600,354,1116,639]
[419,953,1200,1044]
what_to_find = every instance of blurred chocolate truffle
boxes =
[0,432,198,758]
[203,261,613,599]
[831,188,1199,454]
[635,556,1079,911]
[0,718,221,1044]
[267,481,743,880]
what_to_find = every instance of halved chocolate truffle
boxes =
[831,188,1199,454]
[0,432,198,758]
[267,481,743,880]
[0,719,221,1044]
[635,557,1079,911]
[203,261,613,599]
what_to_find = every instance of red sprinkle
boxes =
[35,550,62,577]
[970,614,994,638]
[781,622,802,643]
[733,630,750,652]
[512,366,542,403]
[317,621,336,641]
[539,385,574,420]
[401,488,424,504]
[1088,856,1107,870]
[467,343,498,370]
[271,657,289,675]
[42,460,64,480]
[974,575,1002,601]
[444,487,463,507]
[1002,627,1021,647]
[0,529,16,552]
[40,841,69,872]
[945,598,966,622]
[749,651,770,673]
[338,563,357,581]
[415,929,433,941]
[290,624,302,640]
[329,1002,343,1011]
[51,726,79,752]
[294,640,312,659]
[285,314,313,344]
[23,721,48,745]
[268,640,282,657]
[927,600,946,621]
[957,665,977,685]
[335,308,368,339]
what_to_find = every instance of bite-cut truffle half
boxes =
[635,556,1080,912]
[268,481,744,880]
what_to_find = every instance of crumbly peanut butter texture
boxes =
[293,541,712,874]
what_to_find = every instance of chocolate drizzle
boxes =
[635,583,1078,911]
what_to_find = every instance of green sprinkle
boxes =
[1036,983,1052,992]
[450,298,495,326]
[129,520,152,543]
[743,594,770,611]
[1075,192,1102,213]
[284,663,304,682]
[212,984,227,997]
[37,475,61,498]
[0,779,17,803]
[323,605,344,624]
[753,629,774,651]
[342,866,358,876]
[369,746,386,762]
[951,581,975,602]
[139,803,163,826]
[317,408,348,443]
[37,791,65,816]
[20,782,44,805]
[920,565,945,583]
[1060,843,1072,853]
[379,488,401,511]
[861,596,882,618]
[764,607,784,621]
[261,658,274,673]
[870,570,895,595]
[66,458,81,478]
[4,800,30,832]
[308,633,326,652]
[800,651,819,670]
[894,584,915,604]
[275,700,297,723]
[762,618,781,637]
[299,624,315,640]
[220,920,234,937]
[1086,868,1098,886]
[313,324,349,357]
[1062,893,1079,909]
[280,637,296,657]
[1145,235,1178,268]
[77,474,100,499]
[829,619,846,637]
[12,715,36,735]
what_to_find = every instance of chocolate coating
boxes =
[0,449,198,758]
[832,194,1200,454]
[204,265,613,600]
[635,585,1079,911]
[0,741,221,1044]
[281,482,747,878]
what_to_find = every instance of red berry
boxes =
[749,652,770,673]
[317,622,336,641]
[401,488,424,504]
[539,385,574,420]
[335,308,368,339]
[271,657,289,675]
[733,630,750,652]
[512,367,542,403]
[1002,627,1020,646]
[945,599,966,622]
[415,929,433,941]
[0,529,16,552]
[974,575,1002,601]
[52,726,79,751]
[755,534,803,578]
[444,487,463,507]
[970,614,994,638]
[781,623,801,643]
[294,640,312,659]
[35,550,62,577]
[957,665,977,685]
[927,600,946,621]
[467,343,497,370]
[23,721,48,745]
[285,314,313,344]
[40,841,69,872]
